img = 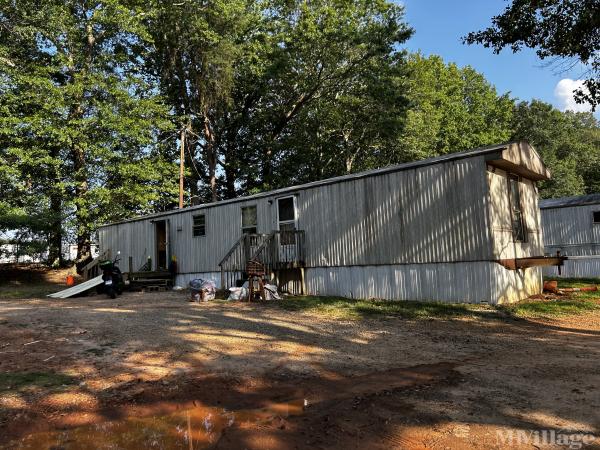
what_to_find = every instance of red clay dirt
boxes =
[0,289,599,449]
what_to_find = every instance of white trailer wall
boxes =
[541,200,600,278]
[99,141,549,304]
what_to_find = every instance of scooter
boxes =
[98,251,123,299]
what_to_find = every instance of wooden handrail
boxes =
[219,231,306,290]
[82,250,111,280]
[249,234,275,261]
[218,235,246,267]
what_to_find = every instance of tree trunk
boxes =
[47,191,63,267]
[223,149,237,200]
[73,145,91,264]
[261,148,273,191]
[203,115,218,202]
[46,145,63,267]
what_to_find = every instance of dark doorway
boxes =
[155,220,168,270]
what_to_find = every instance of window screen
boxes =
[241,206,257,234]
[278,197,295,222]
[593,211,600,224]
[508,175,526,242]
[192,214,206,237]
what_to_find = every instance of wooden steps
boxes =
[128,270,171,291]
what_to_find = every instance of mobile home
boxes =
[540,194,600,278]
[98,141,555,304]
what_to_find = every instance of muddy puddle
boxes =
[2,363,458,449]
[3,399,306,450]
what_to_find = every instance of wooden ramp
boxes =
[47,275,103,299]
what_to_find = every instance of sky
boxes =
[400,0,598,117]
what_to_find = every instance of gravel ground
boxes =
[0,291,599,449]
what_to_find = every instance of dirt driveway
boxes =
[0,291,599,449]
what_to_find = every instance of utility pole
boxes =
[179,126,185,209]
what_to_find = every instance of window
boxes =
[277,197,297,245]
[278,197,295,222]
[241,206,257,234]
[593,211,600,224]
[192,214,206,237]
[508,175,526,242]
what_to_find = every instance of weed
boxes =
[0,372,75,393]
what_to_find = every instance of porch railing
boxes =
[82,250,111,280]
[219,231,305,290]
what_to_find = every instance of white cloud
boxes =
[554,78,592,113]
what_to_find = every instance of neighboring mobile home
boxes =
[98,141,556,304]
[540,194,600,278]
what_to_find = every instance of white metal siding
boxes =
[541,204,600,251]
[300,156,493,267]
[487,168,544,260]
[305,263,541,304]
[97,149,546,303]
[541,203,600,278]
[101,156,494,275]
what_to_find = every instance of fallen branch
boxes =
[24,340,43,346]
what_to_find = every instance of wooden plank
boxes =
[129,271,171,279]
[497,257,565,270]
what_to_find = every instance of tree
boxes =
[240,0,413,188]
[145,0,251,203]
[0,0,178,264]
[464,0,600,109]
[511,99,600,198]
[212,0,413,195]
[397,54,514,161]
[276,53,408,183]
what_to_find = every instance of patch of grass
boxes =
[544,277,600,289]
[0,372,75,393]
[571,290,600,300]
[0,283,62,299]
[499,277,600,319]
[276,296,493,320]
[501,298,600,318]
[0,264,78,299]
[276,279,600,321]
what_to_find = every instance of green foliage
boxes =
[0,0,178,261]
[511,100,600,198]
[398,54,514,160]
[1,0,598,255]
[145,0,254,201]
[253,0,412,185]
[464,0,600,109]
[148,0,413,196]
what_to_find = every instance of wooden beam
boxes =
[497,256,565,271]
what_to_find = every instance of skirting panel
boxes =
[175,272,222,288]
[304,263,542,305]
[173,263,542,304]
[542,259,600,279]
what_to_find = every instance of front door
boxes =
[277,196,297,262]
[155,220,168,270]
